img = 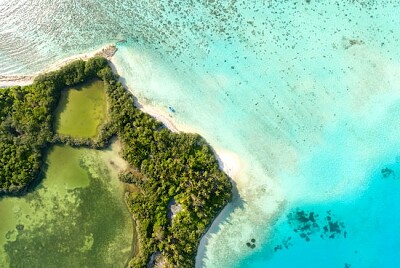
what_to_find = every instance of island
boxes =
[0,57,232,267]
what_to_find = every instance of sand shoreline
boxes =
[109,56,244,266]
[0,44,117,88]
[134,101,243,177]
[109,59,243,177]
[133,101,243,268]
[110,59,244,267]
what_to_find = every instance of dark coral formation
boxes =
[274,208,346,252]
[321,210,346,239]
[287,209,320,242]
[381,167,395,179]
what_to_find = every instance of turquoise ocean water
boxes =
[2,1,400,267]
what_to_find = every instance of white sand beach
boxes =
[135,101,244,268]
[111,70,245,268]
[109,54,245,266]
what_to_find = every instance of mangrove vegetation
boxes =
[0,57,111,193]
[0,56,232,267]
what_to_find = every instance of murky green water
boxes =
[0,144,133,268]
[54,80,107,138]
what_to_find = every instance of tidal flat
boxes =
[0,144,133,267]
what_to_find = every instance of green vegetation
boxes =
[0,57,110,193]
[0,75,56,192]
[105,75,232,268]
[54,80,107,138]
[0,56,232,267]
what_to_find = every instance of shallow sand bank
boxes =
[0,45,117,88]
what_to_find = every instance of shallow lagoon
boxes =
[0,144,133,267]
[54,80,107,138]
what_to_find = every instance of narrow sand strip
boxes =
[135,102,243,178]
[0,44,117,88]
[0,75,34,87]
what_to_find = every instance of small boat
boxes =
[168,106,175,113]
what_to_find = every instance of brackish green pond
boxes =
[0,144,133,267]
[1,79,132,267]
[54,80,107,138]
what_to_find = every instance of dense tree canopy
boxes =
[105,78,232,267]
[0,57,109,193]
[0,57,232,267]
